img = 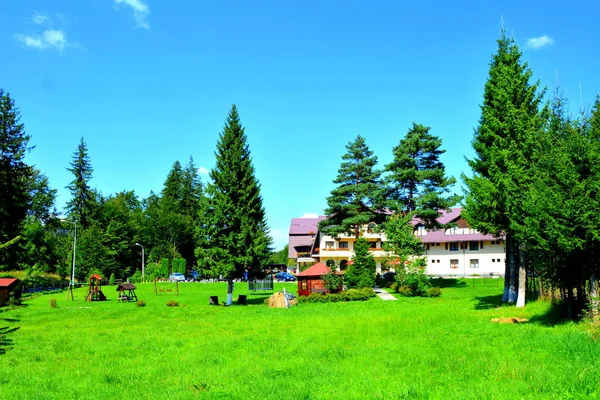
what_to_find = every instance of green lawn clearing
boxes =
[0,280,598,399]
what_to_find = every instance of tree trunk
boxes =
[516,245,526,308]
[505,234,518,303]
[590,274,599,321]
[226,279,234,306]
[502,235,511,303]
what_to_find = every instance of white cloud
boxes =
[526,35,553,50]
[114,0,150,29]
[32,12,48,25]
[198,166,209,175]
[301,213,319,218]
[14,29,71,52]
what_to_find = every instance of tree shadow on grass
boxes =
[474,294,504,310]
[528,302,570,326]
[243,294,271,305]
[431,279,468,288]
[0,325,20,355]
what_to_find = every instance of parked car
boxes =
[186,270,200,282]
[275,272,296,282]
[168,273,186,282]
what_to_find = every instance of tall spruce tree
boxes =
[66,138,96,229]
[198,105,271,305]
[181,156,203,220]
[346,237,376,288]
[462,29,544,306]
[319,135,383,238]
[162,160,184,208]
[0,89,33,268]
[384,123,460,229]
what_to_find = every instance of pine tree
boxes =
[162,160,184,208]
[384,123,460,229]
[181,156,203,220]
[462,29,544,306]
[0,89,33,268]
[346,237,376,288]
[319,135,383,238]
[66,138,96,229]
[198,105,271,305]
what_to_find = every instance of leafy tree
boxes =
[269,245,289,265]
[322,270,343,293]
[383,212,425,264]
[384,123,460,229]
[319,135,383,238]
[66,138,96,229]
[0,89,33,269]
[346,237,376,288]
[462,29,544,306]
[197,105,272,304]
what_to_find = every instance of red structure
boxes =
[85,274,106,301]
[0,278,19,304]
[296,263,342,296]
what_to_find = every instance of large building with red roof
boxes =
[288,208,505,276]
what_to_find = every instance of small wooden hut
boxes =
[0,278,20,304]
[296,263,342,296]
[116,283,138,302]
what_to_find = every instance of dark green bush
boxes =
[425,287,441,297]
[136,300,146,307]
[299,289,375,303]
[109,273,116,286]
[166,300,179,307]
[49,298,57,308]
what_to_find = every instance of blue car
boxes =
[275,272,296,282]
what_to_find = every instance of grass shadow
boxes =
[431,278,468,288]
[528,302,570,326]
[243,293,272,305]
[474,294,503,310]
[0,325,20,355]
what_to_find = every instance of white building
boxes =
[288,208,505,276]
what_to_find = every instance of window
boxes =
[325,241,334,249]
[339,241,348,249]
[326,260,335,268]
[492,259,495,263]
[416,225,426,236]
[369,241,377,249]
[470,259,479,269]
[449,242,459,252]
[469,241,479,251]
[340,260,348,270]
[450,259,459,269]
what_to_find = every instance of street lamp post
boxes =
[135,243,145,281]
[60,219,77,299]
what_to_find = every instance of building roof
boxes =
[289,216,327,235]
[297,262,331,277]
[116,283,136,290]
[412,207,462,226]
[0,278,19,288]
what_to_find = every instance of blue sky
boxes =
[2,1,599,250]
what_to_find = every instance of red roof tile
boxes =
[297,262,331,277]
[0,278,19,288]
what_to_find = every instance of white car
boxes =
[168,273,186,282]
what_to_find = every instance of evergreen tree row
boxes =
[0,98,271,302]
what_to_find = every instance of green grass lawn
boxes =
[1,280,599,399]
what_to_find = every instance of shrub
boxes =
[391,282,400,292]
[397,286,414,297]
[136,300,146,307]
[166,300,179,307]
[49,298,57,308]
[425,287,441,298]
[109,273,116,286]
[322,271,343,293]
